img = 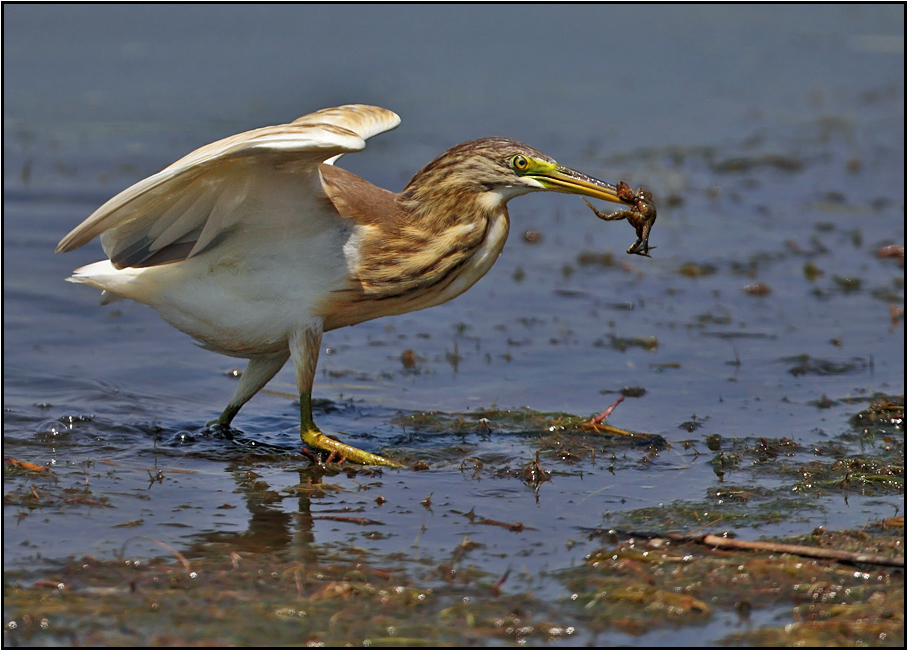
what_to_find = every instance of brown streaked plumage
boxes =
[56,105,633,466]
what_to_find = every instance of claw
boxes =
[301,428,403,467]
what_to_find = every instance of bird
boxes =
[56,104,633,467]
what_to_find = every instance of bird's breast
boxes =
[320,210,510,330]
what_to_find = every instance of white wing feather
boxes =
[56,105,400,268]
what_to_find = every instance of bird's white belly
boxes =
[76,216,353,357]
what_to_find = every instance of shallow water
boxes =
[3,4,905,646]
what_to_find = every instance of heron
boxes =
[56,104,642,467]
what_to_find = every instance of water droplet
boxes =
[35,421,69,438]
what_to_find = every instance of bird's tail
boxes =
[68,260,138,305]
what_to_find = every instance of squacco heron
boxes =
[56,105,637,467]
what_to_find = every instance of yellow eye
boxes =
[511,155,529,172]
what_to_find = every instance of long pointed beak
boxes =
[531,165,629,205]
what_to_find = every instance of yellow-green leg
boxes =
[298,391,402,467]
[208,351,291,426]
[291,323,402,467]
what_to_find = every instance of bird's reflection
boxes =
[182,462,336,564]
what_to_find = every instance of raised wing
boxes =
[55,105,401,268]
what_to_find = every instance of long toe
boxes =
[301,428,403,467]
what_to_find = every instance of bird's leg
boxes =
[290,323,402,467]
[208,351,291,426]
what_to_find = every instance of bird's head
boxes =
[401,137,628,216]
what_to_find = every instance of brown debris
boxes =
[877,244,904,266]
[620,530,905,568]
[5,458,50,472]
[591,396,625,425]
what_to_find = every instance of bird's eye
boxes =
[510,155,529,172]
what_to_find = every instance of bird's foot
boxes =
[207,404,241,429]
[301,428,403,467]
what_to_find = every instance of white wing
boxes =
[55,105,401,268]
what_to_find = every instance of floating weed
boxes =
[782,354,870,376]
[790,459,904,496]
[3,549,580,647]
[832,275,863,292]
[803,261,824,280]
[693,397,904,498]
[392,406,667,469]
[784,396,903,496]
[559,525,903,643]
[603,495,820,531]
[720,589,904,647]
[677,263,717,277]
[593,334,659,352]
[850,397,905,431]
[576,250,615,267]
[3,465,111,511]
[3,394,903,645]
